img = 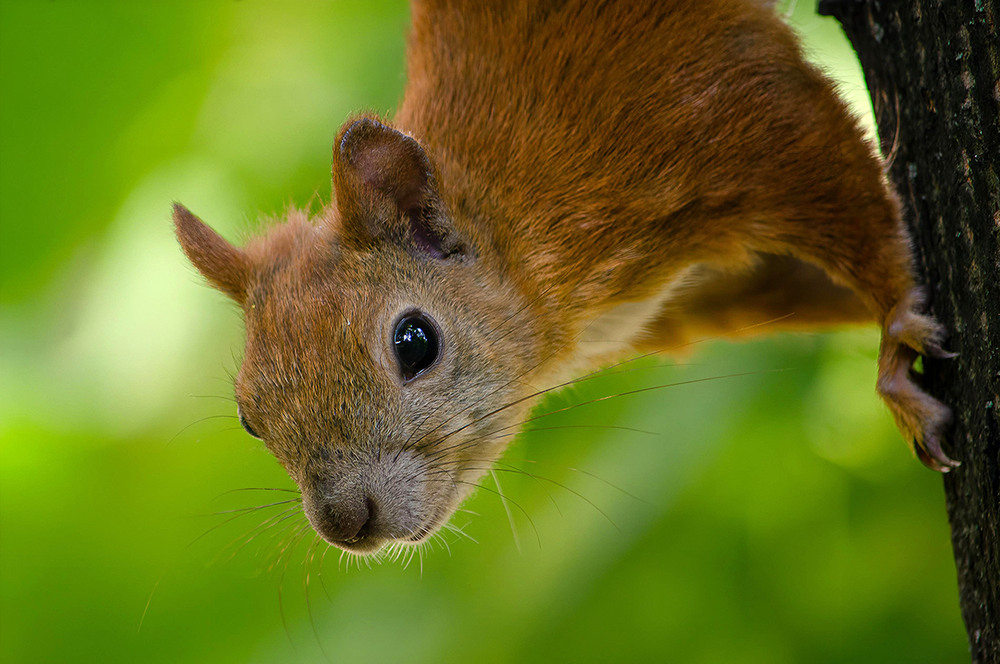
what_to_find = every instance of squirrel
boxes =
[174,0,957,555]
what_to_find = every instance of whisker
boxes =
[220,505,304,565]
[424,369,784,465]
[494,459,562,515]
[188,394,237,404]
[139,497,300,631]
[419,359,682,459]
[138,572,166,633]
[400,544,415,571]
[435,458,618,532]
[168,414,238,445]
[520,459,647,504]
[421,474,541,548]
[435,454,645,505]
[499,423,659,438]
[432,530,453,557]
[211,374,236,388]
[414,313,792,462]
[318,544,335,601]
[194,498,302,517]
[261,512,312,570]
[488,465,619,532]
[491,470,520,553]
[276,523,312,654]
[303,535,333,663]
[192,502,290,551]
[443,521,479,545]
[215,487,301,498]
[516,370,787,429]
[566,312,795,389]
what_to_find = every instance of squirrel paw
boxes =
[876,290,959,472]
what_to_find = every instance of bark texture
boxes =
[818,1,1000,661]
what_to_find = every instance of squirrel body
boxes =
[175,0,955,554]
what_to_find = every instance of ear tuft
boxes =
[173,203,250,303]
[332,117,464,258]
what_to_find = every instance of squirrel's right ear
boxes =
[173,203,250,304]
[332,117,466,258]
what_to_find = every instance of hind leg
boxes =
[876,288,958,470]
[637,244,957,471]
[634,253,873,352]
[775,203,958,470]
[681,54,959,470]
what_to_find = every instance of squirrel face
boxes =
[176,119,540,553]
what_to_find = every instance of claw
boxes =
[878,288,958,472]
[922,341,959,360]
[914,444,943,472]
[915,433,960,472]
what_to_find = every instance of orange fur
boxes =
[174,0,956,555]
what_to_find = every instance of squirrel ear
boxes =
[173,203,250,304]
[332,117,464,258]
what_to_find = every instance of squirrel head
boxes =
[175,117,540,554]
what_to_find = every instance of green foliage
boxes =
[0,2,965,662]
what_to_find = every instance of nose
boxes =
[313,493,375,544]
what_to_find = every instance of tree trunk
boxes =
[817,1,1000,661]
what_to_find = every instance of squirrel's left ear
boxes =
[173,203,251,304]
[332,117,466,258]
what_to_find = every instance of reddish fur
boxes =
[174,0,957,554]
[396,0,955,467]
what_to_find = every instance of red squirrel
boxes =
[175,0,957,555]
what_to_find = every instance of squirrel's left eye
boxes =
[393,313,440,380]
[237,407,262,440]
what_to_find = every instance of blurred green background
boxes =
[0,1,967,662]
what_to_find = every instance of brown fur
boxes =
[174,0,956,555]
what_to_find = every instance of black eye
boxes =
[393,313,440,380]
[237,407,261,440]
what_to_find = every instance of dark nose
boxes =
[314,494,374,544]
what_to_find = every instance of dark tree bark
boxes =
[818,1,1000,661]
